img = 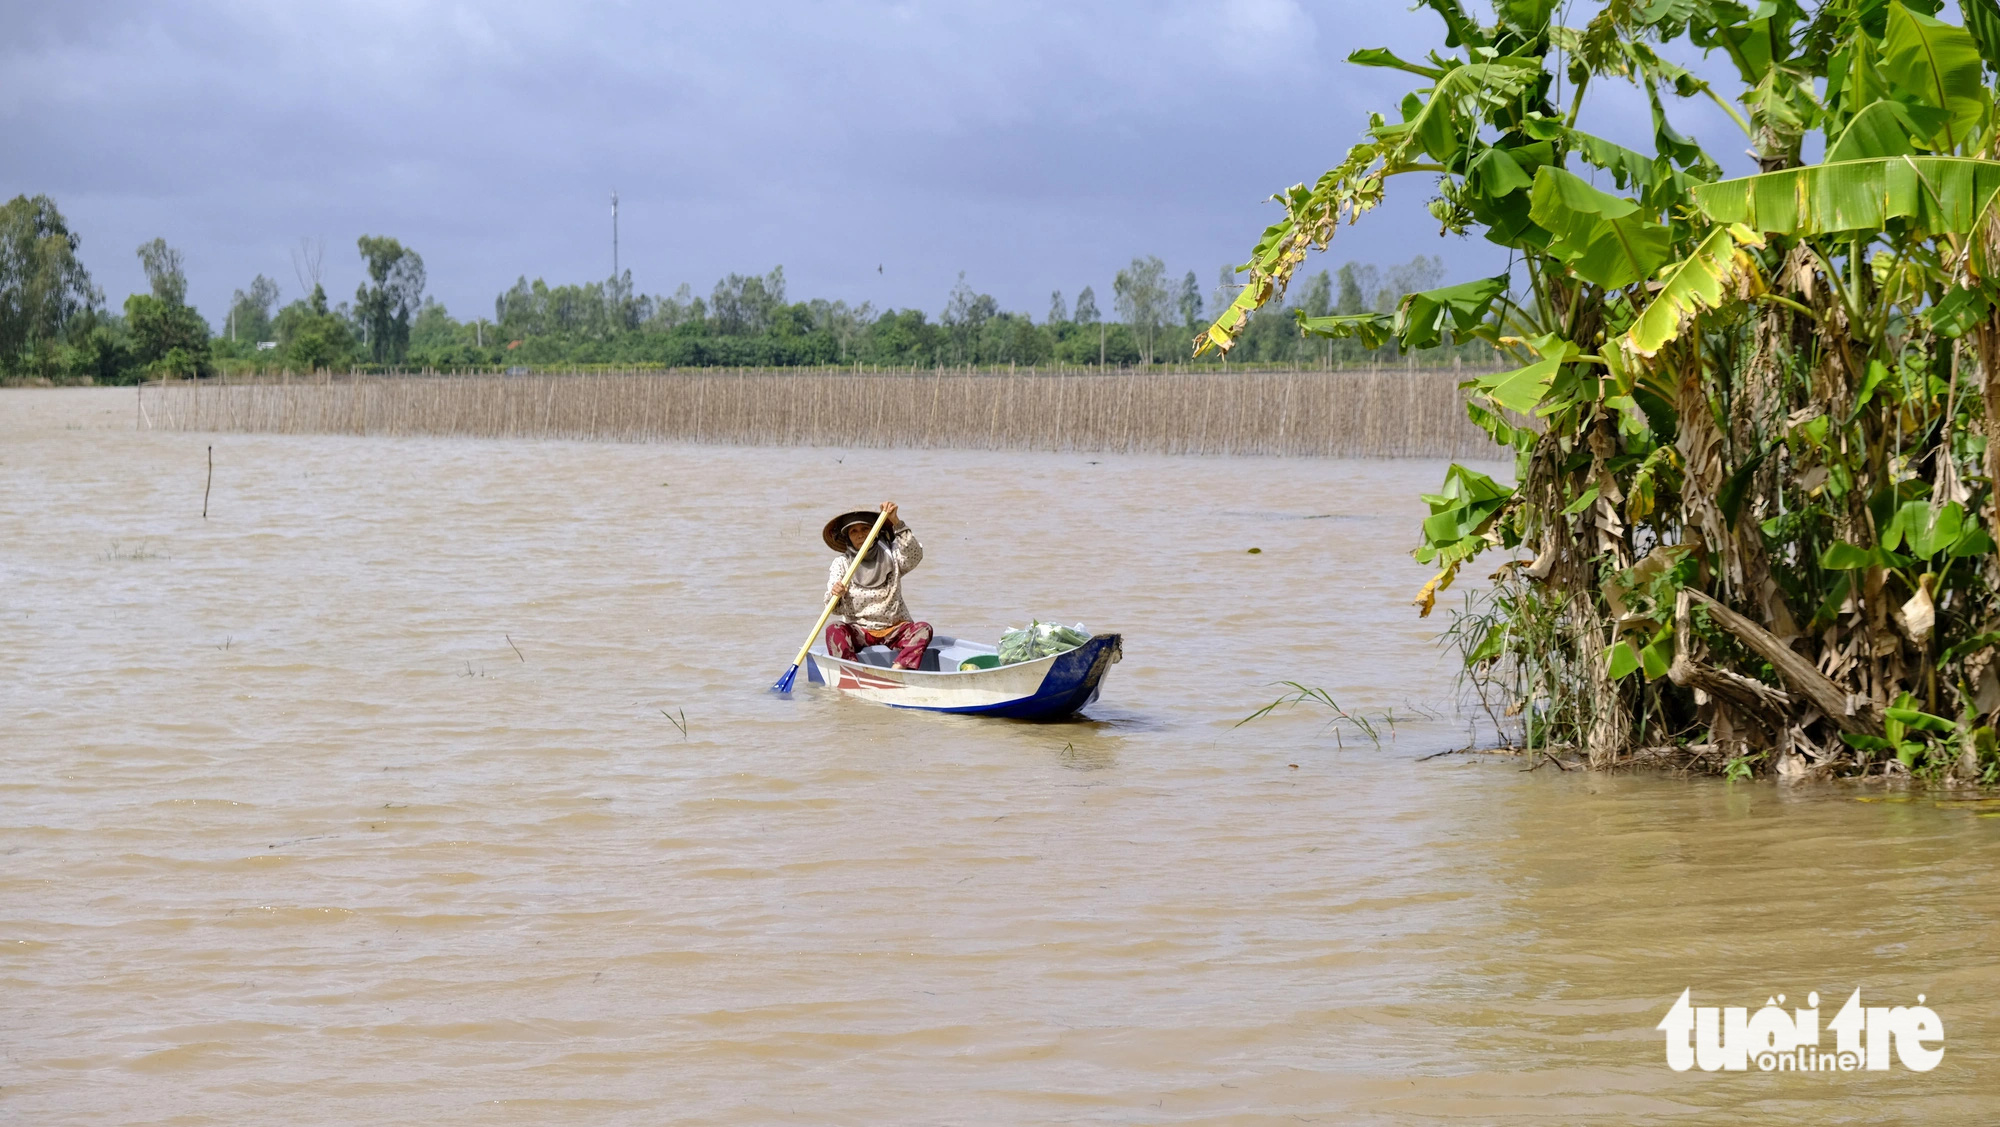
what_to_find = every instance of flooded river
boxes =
[3,388,1995,1124]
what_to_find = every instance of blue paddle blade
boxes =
[771,664,798,693]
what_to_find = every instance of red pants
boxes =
[826,621,933,669]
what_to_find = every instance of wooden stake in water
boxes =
[202,445,213,519]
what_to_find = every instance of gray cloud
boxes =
[3,0,1556,324]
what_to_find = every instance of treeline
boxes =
[1,193,1494,385]
[430,257,1492,371]
[0,196,425,384]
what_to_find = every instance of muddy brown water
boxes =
[3,388,1995,1125]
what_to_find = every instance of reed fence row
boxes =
[139,369,1497,458]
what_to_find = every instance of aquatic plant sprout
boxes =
[1237,682,1389,749]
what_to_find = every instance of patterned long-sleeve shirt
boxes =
[825,525,923,630]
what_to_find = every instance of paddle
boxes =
[772,507,892,693]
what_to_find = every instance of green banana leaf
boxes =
[1461,143,1559,247]
[1699,7,1790,87]
[1886,703,1956,732]
[1528,167,1673,289]
[1475,354,1561,413]
[1882,3,1987,149]
[1415,0,1485,50]
[1928,284,1992,336]
[1417,463,1514,558]
[1296,311,1394,348]
[1827,31,1891,116]
[1819,541,1914,569]
[1963,0,2000,74]
[1520,118,1652,190]
[1884,499,1999,558]
[1464,144,1540,197]
[1194,51,1533,357]
[1414,461,1516,620]
[1347,47,1446,79]
[1298,273,1507,351]
[1373,58,1542,166]
[1640,628,1674,681]
[1466,399,1535,451]
[1495,0,1558,33]
[1625,224,1766,358]
[1824,99,1929,162]
[1519,117,1716,212]
[1394,274,1510,350]
[1693,156,2000,236]
[1606,639,1642,680]
[1647,81,1705,169]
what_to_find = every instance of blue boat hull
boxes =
[900,634,1122,719]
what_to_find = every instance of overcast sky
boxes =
[3,0,1732,325]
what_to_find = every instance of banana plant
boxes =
[1199,0,2000,780]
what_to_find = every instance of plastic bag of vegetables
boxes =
[996,621,1091,664]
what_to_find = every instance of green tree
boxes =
[1073,286,1099,324]
[1047,290,1068,324]
[1294,270,1334,367]
[606,269,642,332]
[709,267,784,335]
[806,298,876,362]
[123,293,211,377]
[275,283,356,372]
[126,237,208,377]
[62,310,134,385]
[0,194,99,377]
[1377,255,1443,314]
[1177,270,1204,328]
[858,307,945,365]
[354,236,425,365]
[1334,263,1368,315]
[1296,270,1332,319]
[227,275,282,343]
[941,273,999,363]
[648,283,705,331]
[989,312,1052,364]
[1113,256,1170,365]
[136,238,187,305]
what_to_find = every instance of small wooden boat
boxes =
[807,633,1123,719]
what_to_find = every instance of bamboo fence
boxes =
[138,368,1497,458]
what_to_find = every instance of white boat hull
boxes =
[806,633,1122,718]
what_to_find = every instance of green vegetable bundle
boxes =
[996,621,1091,664]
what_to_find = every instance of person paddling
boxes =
[822,501,932,670]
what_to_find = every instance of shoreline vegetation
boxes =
[1198,0,2000,785]
[1,196,1499,385]
[132,367,1499,459]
